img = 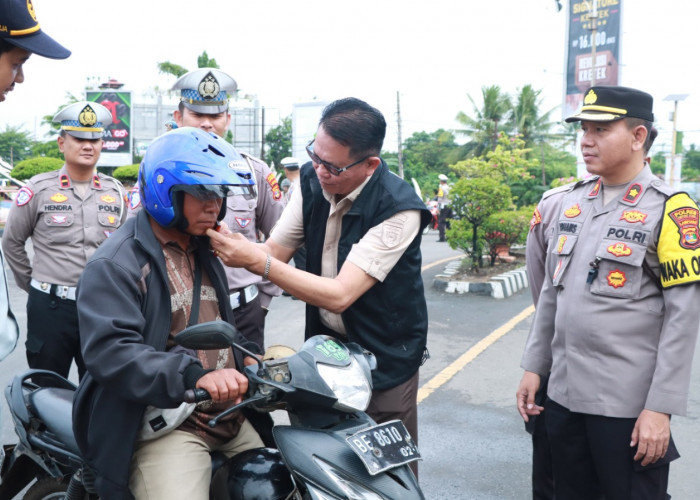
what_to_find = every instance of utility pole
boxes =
[260,106,266,161]
[589,0,598,86]
[664,94,689,188]
[396,91,404,179]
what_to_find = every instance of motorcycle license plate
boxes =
[346,420,421,475]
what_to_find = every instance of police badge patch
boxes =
[198,72,221,100]
[658,192,700,288]
[381,219,405,248]
[15,187,33,206]
[235,217,251,229]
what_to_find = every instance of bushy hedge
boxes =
[112,164,139,184]
[11,157,64,180]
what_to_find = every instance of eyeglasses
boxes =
[305,140,369,176]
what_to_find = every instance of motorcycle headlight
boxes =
[317,357,372,412]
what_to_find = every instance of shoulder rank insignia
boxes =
[15,186,34,206]
[607,270,627,288]
[588,179,601,198]
[564,203,582,218]
[622,183,643,204]
[92,175,102,189]
[607,242,632,257]
[620,210,648,224]
[529,207,542,232]
[50,193,68,203]
[265,172,282,201]
[657,192,700,288]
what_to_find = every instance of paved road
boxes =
[2,230,700,498]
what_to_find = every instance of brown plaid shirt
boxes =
[152,229,244,446]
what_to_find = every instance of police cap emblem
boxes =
[198,72,221,100]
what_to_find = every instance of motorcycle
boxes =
[0,321,424,499]
[179,321,424,499]
[0,369,92,500]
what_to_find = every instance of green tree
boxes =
[451,134,538,208]
[446,176,512,270]
[157,51,221,79]
[11,157,64,180]
[455,85,512,157]
[0,126,33,164]
[264,117,292,170]
[30,139,62,159]
[196,51,219,69]
[510,84,556,148]
[41,92,81,137]
[682,144,700,180]
[157,61,188,78]
[394,129,461,199]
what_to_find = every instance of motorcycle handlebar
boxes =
[184,388,211,404]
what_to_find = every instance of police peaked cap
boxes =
[566,86,654,123]
[280,156,301,170]
[0,0,70,59]
[53,101,112,139]
[172,68,237,114]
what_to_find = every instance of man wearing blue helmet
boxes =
[73,127,266,499]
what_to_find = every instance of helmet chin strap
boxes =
[170,191,228,233]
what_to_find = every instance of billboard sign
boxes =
[564,0,622,119]
[86,90,132,167]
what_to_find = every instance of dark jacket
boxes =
[301,160,431,390]
[72,210,260,499]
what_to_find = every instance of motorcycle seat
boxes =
[29,387,82,456]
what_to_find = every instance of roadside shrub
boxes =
[112,164,139,184]
[11,157,64,180]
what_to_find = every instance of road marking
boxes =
[417,305,535,404]
[421,254,463,272]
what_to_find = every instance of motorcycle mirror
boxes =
[173,321,239,350]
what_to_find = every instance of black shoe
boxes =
[437,239,446,242]
[282,291,292,297]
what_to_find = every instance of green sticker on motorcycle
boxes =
[315,340,349,361]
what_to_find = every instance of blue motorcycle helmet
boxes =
[139,127,256,229]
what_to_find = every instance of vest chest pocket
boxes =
[550,233,578,286]
[590,240,647,298]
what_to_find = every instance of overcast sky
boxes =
[2,0,699,154]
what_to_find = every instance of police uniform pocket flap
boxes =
[44,213,75,227]
[550,234,578,256]
[595,240,647,266]
[97,213,120,227]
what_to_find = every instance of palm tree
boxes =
[455,85,512,157]
[511,84,556,147]
[511,84,563,186]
